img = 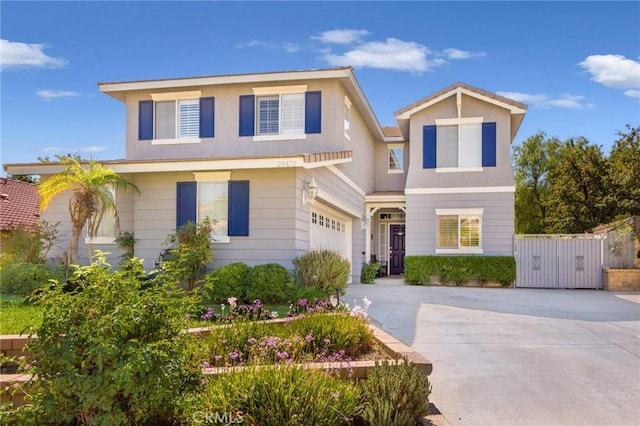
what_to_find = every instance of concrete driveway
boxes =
[345,280,640,426]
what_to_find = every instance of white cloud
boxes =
[312,29,370,45]
[43,146,63,153]
[80,146,107,153]
[0,39,67,70]
[324,38,442,73]
[36,89,79,100]
[579,54,640,98]
[443,48,486,60]
[234,39,300,53]
[496,91,594,109]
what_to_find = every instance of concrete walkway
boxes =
[346,279,640,426]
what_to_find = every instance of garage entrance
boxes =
[310,203,351,260]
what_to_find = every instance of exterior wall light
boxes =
[303,177,318,205]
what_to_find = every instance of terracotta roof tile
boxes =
[395,82,528,116]
[0,178,40,231]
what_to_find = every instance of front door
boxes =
[389,224,405,275]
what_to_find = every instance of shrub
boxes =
[293,249,351,296]
[202,262,250,304]
[0,262,65,296]
[179,366,363,425]
[361,261,380,284]
[244,263,295,304]
[162,218,214,292]
[404,255,516,286]
[361,359,431,426]
[24,254,204,424]
[0,220,61,264]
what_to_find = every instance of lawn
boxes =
[0,295,43,335]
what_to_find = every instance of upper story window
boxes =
[138,91,215,144]
[422,119,496,171]
[239,86,321,140]
[344,96,351,140]
[256,93,305,136]
[388,144,404,173]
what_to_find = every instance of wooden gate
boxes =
[515,235,603,289]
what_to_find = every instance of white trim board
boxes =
[405,186,515,194]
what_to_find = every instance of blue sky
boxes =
[1,1,639,170]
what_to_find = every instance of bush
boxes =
[202,262,250,304]
[244,263,295,304]
[361,359,431,426]
[24,254,203,424]
[404,255,516,286]
[0,262,64,296]
[179,366,363,425]
[361,262,380,284]
[293,249,351,296]
[162,219,214,292]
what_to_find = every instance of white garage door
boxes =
[310,203,351,260]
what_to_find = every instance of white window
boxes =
[85,188,116,244]
[388,144,404,173]
[344,96,351,140]
[435,118,483,171]
[435,208,483,254]
[256,93,304,136]
[194,172,231,243]
[154,99,200,140]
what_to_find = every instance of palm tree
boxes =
[39,159,139,264]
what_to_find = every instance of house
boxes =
[4,67,527,282]
[0,178,40,234]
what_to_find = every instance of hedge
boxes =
[404,255,516,286]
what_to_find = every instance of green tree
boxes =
[38,159,139,264]
[512,132,559,233]
[544,137,613,233]
[608,124,640,217]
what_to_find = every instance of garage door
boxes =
[310,203,351,260]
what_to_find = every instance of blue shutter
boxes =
[239,95,255,136]
[176,182,197,228]
[138,100,154,140]
[423,125,437,169]
[482,122,497,167]
[305,91,321,134]
[228,181,249,236]
[199,97,215,138]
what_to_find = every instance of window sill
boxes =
[85,237,116,245]
[253,134,307,142]
[436,248,483,254]
[387,169,404,174]
[435,167,483,173]
[151,138,202,145]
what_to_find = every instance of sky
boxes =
[1,1,639,171]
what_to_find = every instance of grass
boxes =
[0,295,43,335]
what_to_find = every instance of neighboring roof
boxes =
[395,82,527,118]
[4,151,354,176]
[0,178,40,231]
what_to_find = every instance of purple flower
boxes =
[253,299,263,308]
[263,336,281,348]
[305,334,313,343]
[214,355,222,361]
[229,351,240,360]
[247,337,257,345]
[297,298,308,306]
[201,378,209,385]
[277,351,289,359]
[199,361,211,368]
[323,338,330,345]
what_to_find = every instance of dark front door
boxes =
[389,224,406,275]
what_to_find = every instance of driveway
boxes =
[345,280,640,426]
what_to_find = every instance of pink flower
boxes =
[305,334,313,343]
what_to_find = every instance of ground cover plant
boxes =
[0,296,43,335]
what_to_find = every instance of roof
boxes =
[382,127,403,137]
[0,178,40,231]
[395,82,527,118]
[98,66,388,141]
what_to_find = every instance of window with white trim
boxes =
[344,96,351,140]
[85,188,116,244]
[194,172,231,243]
[436,208,483,253]
[256,93,305,136]
[155,99,200,139]
[436,118,482,169]
[388,145,404,173]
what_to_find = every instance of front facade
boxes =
[5,68,526,282]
